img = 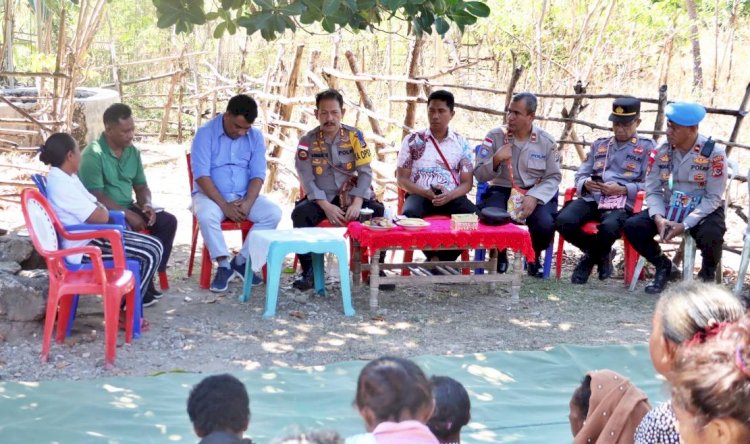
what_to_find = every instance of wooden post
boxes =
[177,72,184,143]
[300,49,321,127]
[557,81,587,161]
[504,52,523,125]
[159,71,180,142]
[345,50,386,161]
[726,81,750,157]
[266,44,305,192]
[51,3,66,124]
[654,84,668,135]
[402,37,424,139]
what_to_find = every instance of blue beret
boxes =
[665,102,706,126]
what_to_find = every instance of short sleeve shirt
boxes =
[396,128,473,192]
[46,167,99,262]
[79,134,147,207]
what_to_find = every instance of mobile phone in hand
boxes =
[590,175,604,183]
[431,185,443,195]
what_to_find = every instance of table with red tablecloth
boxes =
[346,217,536,309]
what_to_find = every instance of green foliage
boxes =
[151,0,492,40]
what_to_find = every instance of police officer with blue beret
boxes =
[556,98,655,284]
[623,102,727,294]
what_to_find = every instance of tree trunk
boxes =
[685,0,704,92]
[1,0,15,86]
[402,37,424,139]
[345,50,386,161]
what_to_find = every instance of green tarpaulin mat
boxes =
[0,343,667,443]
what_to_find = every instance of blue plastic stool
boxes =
[240,229,355,319]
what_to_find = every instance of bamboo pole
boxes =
[345,50,386,161]
[726,81,750,156]
[0,96,52,132]
[403,37,424,139]
[266,44,305,193]
[159,71,180,142]
[654,84,668,134]
[557,81,587,161]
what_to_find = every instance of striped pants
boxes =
[89,231,163,298]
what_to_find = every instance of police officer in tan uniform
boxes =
[475,92,561,277]
[623,102,727,294]
[292,89,384,290]
[556,98,655,284]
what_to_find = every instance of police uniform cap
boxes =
[609,97,641,123]
[665,102,706,126]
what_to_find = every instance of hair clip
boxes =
[735,346,750,378]
[687,321,730,347]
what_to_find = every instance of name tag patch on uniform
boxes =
[633,146,644,155]
[338,149,353,156]
[626,154,641,162]
[625,162,637,171]
[693,156,709,165]
[529,152,546,160]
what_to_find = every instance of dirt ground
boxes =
[0,143,747,382]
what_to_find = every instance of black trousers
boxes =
[479,186,557,260]
[555,199,630,261]
[128,205,177,273]
[291,196,384,272]
[402,194,477,262]
[623,208,726,278]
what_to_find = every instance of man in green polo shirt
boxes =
[79,103,177,296]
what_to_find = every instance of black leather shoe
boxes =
[292,269,314,291]
[697,267,717,283]
[571,255,594,284]
[527,261,544,278]
[598,251,614,281]
[497,250,509,274]
[645,257,672,294]
[147,281,163,299]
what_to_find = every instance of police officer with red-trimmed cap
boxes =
[556,98,655,284]
[623,101,727,294]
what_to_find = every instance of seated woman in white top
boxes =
[39,132,163,309]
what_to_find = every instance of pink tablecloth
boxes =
[346,217,536,261]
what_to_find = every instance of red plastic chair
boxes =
[185,152,253,289]
[21,188,136,369]
[555,187,644,285]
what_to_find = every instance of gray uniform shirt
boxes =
[295,124,374,202]
[645,134,727,229]
[474,125,561,204]
[574,135,655,209]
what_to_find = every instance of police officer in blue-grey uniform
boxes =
[292,89,385,291]
[623,102,727,294]
[556,98,655,284]
[474,92,561,277]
